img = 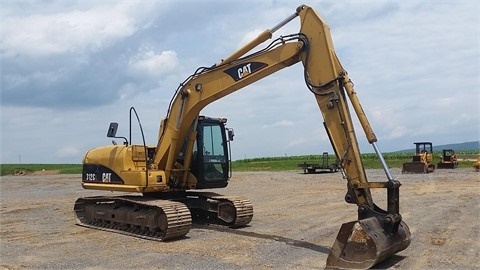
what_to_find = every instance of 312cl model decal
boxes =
[82,164,124,184]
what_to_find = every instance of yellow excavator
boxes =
[75,5,410,269]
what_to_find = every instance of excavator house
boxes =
[75,4,411,269]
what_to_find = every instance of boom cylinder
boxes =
[217,10,299,65]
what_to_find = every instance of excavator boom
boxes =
[78,4,410,269]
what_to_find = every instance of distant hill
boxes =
[396,141,479,153]
[433,141,479,151]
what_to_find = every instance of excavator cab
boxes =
[402,142,435,174]
[187,116,233,189]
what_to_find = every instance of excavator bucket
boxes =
[402,162,426,174]
[326,217,411,269]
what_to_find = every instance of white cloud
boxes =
[0,2,175,109]
[286,137,306,148]
[262,120,294,128]
[128,50,178,79]
[3,69,68,90]
[2,4,138,58]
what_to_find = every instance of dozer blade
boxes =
[326,217,411,269]
[402,162,426,174]
[437,162,455,169]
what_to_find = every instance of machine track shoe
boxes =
[185,192,253,227]
[74,196,192,241]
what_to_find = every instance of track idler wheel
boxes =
[326,217,411,269]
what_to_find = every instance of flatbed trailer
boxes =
[298,152,339,174]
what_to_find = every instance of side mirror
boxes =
[106,122,128,146]
[107,122,119,138]
[227,128,235,141]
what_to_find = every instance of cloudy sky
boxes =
[1,0,479,164]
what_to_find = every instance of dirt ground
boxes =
[0,168,479,270]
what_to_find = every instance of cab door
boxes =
[191,117,230,189]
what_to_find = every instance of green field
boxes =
[1,150,477,176]
[231,151,478,171]
[0,164,82,176]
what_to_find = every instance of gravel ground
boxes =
[0,168,479,269]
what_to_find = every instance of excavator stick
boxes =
[326,218,411,269]
[401,162,427,174]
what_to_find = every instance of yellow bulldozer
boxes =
[402,142,435,174]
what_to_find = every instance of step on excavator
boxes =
[402,142,435,174]
[75,4,410,269]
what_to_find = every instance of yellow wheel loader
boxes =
[75,5,410,269]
